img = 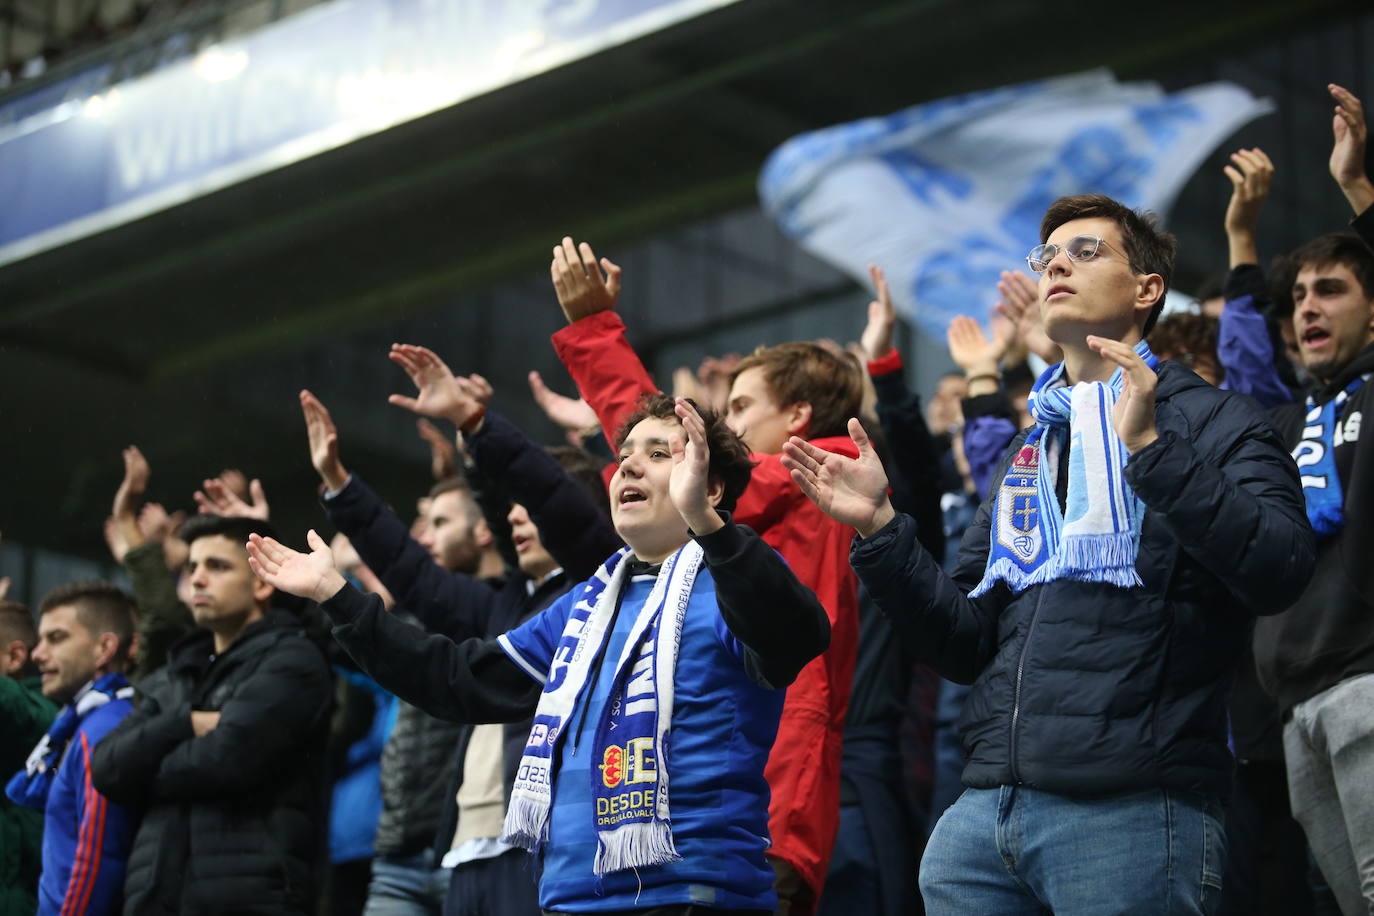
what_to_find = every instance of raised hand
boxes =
[528,370,599,437]
[860,264,898,363]
[997,270,1061,364]
[415,419,459,482]
[1223,147,1274,267]
[112,446,150,519]
[300,390,349,492]
[1329,83,1373,215]
[948,315,1009,374]
[550,236,622,324]
[668,398,723,535]
[387,343,483,430]
[246,529,347,604]
[137,503,183,542]
[194,475,270,520]
[781,419,894,537]
[1087,336,1159,453]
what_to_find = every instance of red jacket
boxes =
[552,311,859,901]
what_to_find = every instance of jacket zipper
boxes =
[1008,588,1046,785]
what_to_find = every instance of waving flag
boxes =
[759,70,1272,339]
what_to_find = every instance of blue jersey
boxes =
[500,565,784,912]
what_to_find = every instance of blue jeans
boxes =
[921,786,1226,914]
[363,851,451,916]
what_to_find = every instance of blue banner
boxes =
[0,0,739,266]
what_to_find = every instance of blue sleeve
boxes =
[1218,293,1294,409]
[496,586,579,684]
[54,705,135,915]
[323,474,502,639]
[964,415,1019,500]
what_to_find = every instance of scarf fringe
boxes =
[593,821,682,876]
[1024,532,1143,589]
[970,557,1032,597]
[500,796,549,852]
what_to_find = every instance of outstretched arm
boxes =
[388,342,620,578]
[248,530,543,723]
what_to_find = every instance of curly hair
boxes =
[614,394,756,513]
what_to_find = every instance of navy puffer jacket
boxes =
[853,362,1315,798]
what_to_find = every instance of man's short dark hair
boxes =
[614,395,756,514]
[730,342,864,440]
[1040,194,1177,336]
[179,514,280,549]
[547,445,612,519]
[1286,232,1374,299]
[0,601,37,650]
[38,581,137,665]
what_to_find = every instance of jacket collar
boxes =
[168,608,302,672]
[1309,341,1374,403]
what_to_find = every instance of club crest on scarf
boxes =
[972,340,1159,597]
[996,445,1044,563]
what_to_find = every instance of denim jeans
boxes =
[920,785,1226,914]
[1284,672,1374,915]
[363,851,450,916]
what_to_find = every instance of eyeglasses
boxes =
[1025,235,1123,272]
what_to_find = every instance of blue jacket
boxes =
[39,699,135,916]
[854,363,1315,798]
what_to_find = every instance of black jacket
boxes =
[1254,342,1374,714]
[853,362,1315,798]
[91,611,333,915]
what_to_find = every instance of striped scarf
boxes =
[971,341,1159,596]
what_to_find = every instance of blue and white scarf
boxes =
[5,672,133,810]
[1293,375,1367,539]
[971,341,1159,597]
[498,541,701,875]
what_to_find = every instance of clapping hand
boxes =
[246,529,347,604]
[667,398,723,535]
[781,419,895,538]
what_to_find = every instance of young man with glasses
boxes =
[781,194,1316,914]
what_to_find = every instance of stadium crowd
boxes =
[0,81,1371,916]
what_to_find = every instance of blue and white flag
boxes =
[758,70,1272,340]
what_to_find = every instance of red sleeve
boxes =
[551,311,660,451]
[866,347,903,377]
